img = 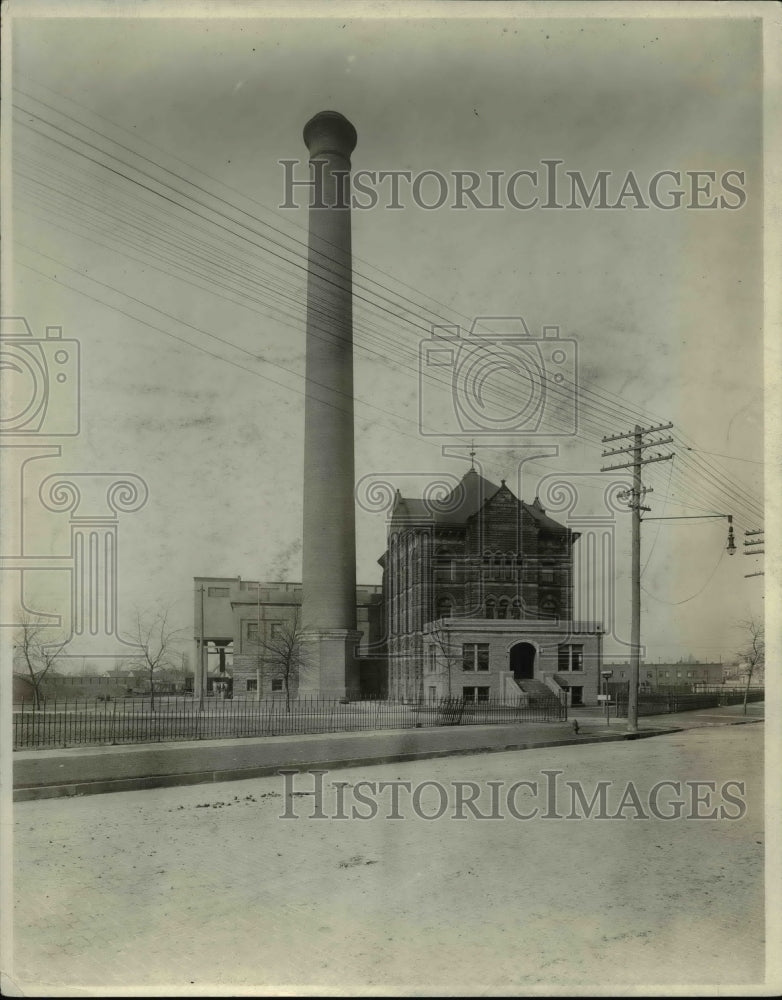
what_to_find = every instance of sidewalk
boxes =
[13,701,763,800]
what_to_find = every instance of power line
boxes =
[13,141,608,442]
[15,252,426,447]
[8,103,732,450]
[683,445,763,466]
[641,548,726,606]
[10,121,742,461]
[12,93,763,528]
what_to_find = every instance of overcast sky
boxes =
[5,5,766,665]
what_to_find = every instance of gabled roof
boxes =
[388,468,574,536]
[389,469,502,528]
[434,469,505,525]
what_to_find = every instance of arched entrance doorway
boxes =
[510,642,536,680]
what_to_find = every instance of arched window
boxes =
[437,596,453,619]
[485,597,496,619]
[511,599,521,620]
[498,598,510,620]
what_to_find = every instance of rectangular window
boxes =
[558,644,583,672]
[246,678,257,692]
[428,686,437,701]
[246,622,259,641]
[427,647,437,673]
[463,686,475,701]
[463,686,490,703]
[270,622,284,638]
[208,586,229,597]
[477,686,490,702]
[462,643,490,672]
[271,678,284,692]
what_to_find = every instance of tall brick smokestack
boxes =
[299,111,361,698]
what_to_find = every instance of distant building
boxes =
[378,468,603,706]
[194,578,384,699]
[608,661,724,688]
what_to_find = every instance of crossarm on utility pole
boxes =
[601,422,675,737]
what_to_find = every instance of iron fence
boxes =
[12,694,566,750]
[612,685,764,717]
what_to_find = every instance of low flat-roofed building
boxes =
[194,577,384,699]
[607,661,724,689]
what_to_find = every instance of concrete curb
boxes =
[13,727,682,801]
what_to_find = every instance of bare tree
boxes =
[256,608,303,712]
[15,611,65,709]
[736,616,765,715]
[426,620,462,697]
[126,606,188,711]
[249,626,267,702]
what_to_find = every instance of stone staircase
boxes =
[514,678,559,704]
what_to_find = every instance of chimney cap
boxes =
[304,110,358,160]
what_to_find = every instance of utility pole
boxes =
[743,529,764,578]
[601,422,674,735]
[262,577,263,701]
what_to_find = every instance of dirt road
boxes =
[8,722,765,994]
